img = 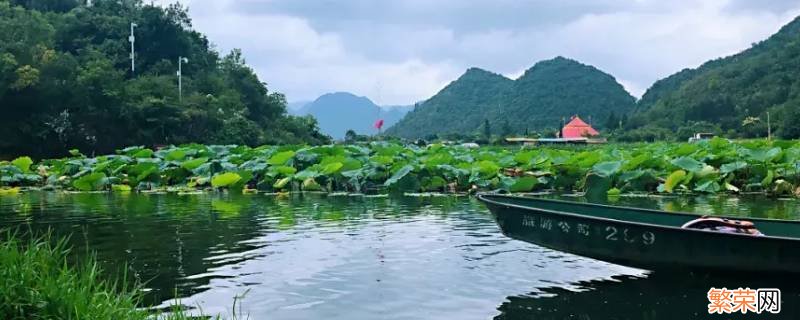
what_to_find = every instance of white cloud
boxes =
[176,2,458,105]
[156,0,800,104]
[531,1,800,97]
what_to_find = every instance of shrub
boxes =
[0,231,231,320]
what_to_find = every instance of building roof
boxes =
[562,116,599,138]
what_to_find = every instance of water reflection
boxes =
[0,192,270,303]
[497,272,800,320]
[157,195,637,319]
[1,192,799,319]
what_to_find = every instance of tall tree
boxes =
[0,0,329,157]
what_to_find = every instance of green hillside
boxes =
[385,57,636,139]
[628,16,800,140]
[499,57,636,132]
[0,0,328,158]
[384,68,513,139]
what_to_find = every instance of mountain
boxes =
[385,57,636,139]
[499,57,636,131]
[287,101,311,115]
[629,16,800,139]
[385,68,514,138]
[382,105,415,128]
[297,92,412,139]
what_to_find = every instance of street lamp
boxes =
[129,23,138,74]
[178,56,188,102]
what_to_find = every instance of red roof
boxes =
[562,116,599,138]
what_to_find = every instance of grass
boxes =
[0,230,247,320]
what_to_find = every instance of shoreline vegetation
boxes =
[2,138,800,198]
[0,230,247,320]
[2,137,798,319]
[1,1,330,159]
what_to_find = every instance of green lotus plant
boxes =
[1,138,800,197]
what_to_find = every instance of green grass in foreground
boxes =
[0,231,238,320]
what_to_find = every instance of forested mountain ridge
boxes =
[0,0,328,158]
[499,57,635,131]
[627,15,800,140]
[385,57,636,139]
[385,67,513,139]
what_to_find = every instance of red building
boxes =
[561,116,599,138]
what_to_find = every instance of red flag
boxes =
[374,119,384,130]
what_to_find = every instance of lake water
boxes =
[1,192,799,319]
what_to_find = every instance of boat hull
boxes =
[478,194,800,273]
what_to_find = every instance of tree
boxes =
[344,129,357,143]
[0,1,327,157]
[11,0,79,13]
[482,119,491,140]
[779,104,800,139]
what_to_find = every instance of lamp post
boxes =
[767,111,772,141]
[177,56,188,102]
[129,23,137,74]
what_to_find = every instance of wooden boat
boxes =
[477,193,800,273]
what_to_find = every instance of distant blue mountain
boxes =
[287,100,312,114]
[289,92,412,139]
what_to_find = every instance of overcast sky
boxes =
[156,0,800,105]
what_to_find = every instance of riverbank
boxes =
[0,231,229,320]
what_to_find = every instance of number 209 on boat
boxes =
[520,214,656,245]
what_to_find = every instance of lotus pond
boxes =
[2,139,800,197]
[2,191,800,319]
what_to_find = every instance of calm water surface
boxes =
[1,192,799,319]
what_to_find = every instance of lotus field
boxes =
[1,138,799,197]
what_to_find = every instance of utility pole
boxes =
[767,111,772,141]
[178,57,188,102]
[129,23,138,74]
